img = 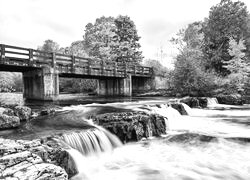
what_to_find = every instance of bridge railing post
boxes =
[124,63,127,77]
[0,44,5,64]
[88,60,91,75]
[52,52,56,68]
[72,55,76,73]
[114,62,117,76]
[101,60,105,75]
[29,49,33,66]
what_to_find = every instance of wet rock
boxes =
[12,163,68,180]
[3,108,15,116]
[0,138,75,179]
[216,94,243,105]
[180,97,200,108]
[0,114,20,129]
[179,97,210,108]
[169,103,188,115]
[93,111,167,143]
[196,97,208,108]
[0,151,43,177]
[0,107,6,114]
[14,106,32,121]
[40,108,56,116]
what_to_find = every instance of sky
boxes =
[1,0,250,68]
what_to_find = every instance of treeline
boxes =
[169,0,250,97]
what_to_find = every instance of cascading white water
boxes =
[56,101,250,180]
[62,127,122,156]
[207,97,219,106]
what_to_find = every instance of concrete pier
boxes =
[23,68,59,100]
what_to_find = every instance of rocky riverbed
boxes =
[0,105,170,179]
[0,95,244,179]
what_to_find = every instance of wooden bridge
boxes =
[0,44,154,100]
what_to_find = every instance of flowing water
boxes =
[1,93,250,179]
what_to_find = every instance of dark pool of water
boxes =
[0,92,172,111]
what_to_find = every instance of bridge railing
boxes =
[0,44,153,77]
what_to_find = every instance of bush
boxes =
[60,78,97,93]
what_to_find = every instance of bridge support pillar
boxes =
[23,67,59,100]
[97,75,132,96]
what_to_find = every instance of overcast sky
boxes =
[1,0,250,67]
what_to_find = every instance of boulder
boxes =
[14,106,32,121]
[0,107,6,114]
[12,163,68,180]
[180,97,200,108]
[0,114,20,129]
[216,94,243,105]
[180,97,210,108]
[0,138,76,179]
[0,151,43,177]
[169,103,188,115]
[196,97,208,108]
[93,111,167,143]
[3,108,15,116]
[40,108,56,116]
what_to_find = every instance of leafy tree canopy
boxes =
[203,0,249,75]
[143,59,169,77]
[83,15,143,64]
[38,39,60,52]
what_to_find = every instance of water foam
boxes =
[62,127,122,156]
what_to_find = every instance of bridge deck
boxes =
[0,44,153,78]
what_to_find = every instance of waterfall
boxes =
[62,127,122,156]
[207,97,219,106]
[181,103,193,115]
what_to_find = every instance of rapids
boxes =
[61,99,250,180]
[1,93,250,179]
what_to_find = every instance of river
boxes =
[1,93,250,180]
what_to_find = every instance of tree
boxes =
[38,39,60,52]
[171,22,219,96]
[171,22,204,52]
[223,37,249,91]
[143,59,169,77]
[114,15,143,64]
[203,0,249,75]
[84,16,117,61]
[59,40,89,57]
[0,72,23,92]
[83,15,143,64]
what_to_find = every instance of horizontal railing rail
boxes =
[0,44,153,77]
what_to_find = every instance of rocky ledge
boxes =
[216,94,244,105]
[0,137,77,180]
[93,111,168,143]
